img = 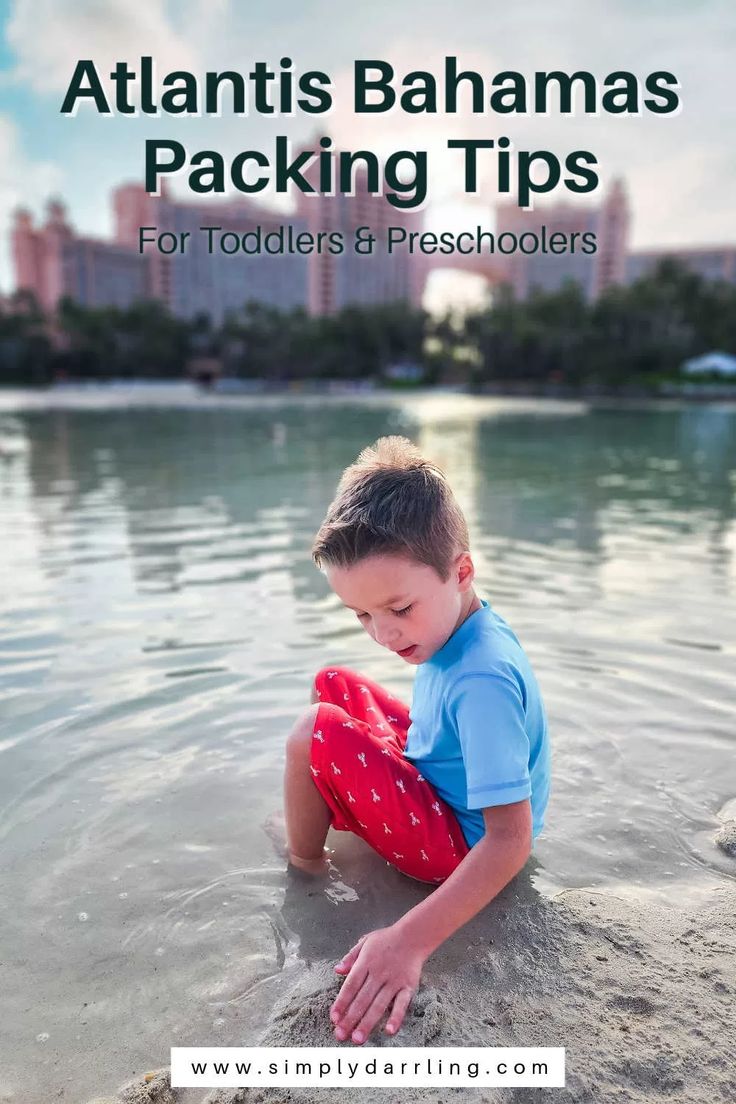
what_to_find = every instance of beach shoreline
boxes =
[1,394,733,1104]
[82,863,736,1104]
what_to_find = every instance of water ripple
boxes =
[0,394,734,1100]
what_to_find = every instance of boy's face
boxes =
[325,551,476,665]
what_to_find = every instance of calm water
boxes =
[0,389,735,1100]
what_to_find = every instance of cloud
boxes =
[322,25,736,241]
[626,140,736,248]
[0,114,61,205]
[5,0,200,95]
[1,0,733,266]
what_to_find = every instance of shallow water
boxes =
[0,389,734,1100]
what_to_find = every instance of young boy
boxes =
[283,436,551,1046]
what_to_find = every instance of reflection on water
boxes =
[0,392,735,1100]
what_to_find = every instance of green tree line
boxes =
[1,260,734,388]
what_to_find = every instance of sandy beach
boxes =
[2,395,734,1104]
[82,833,736,1104]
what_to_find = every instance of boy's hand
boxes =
[330,925,425,1044]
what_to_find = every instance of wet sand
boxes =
[85,837,736,1104]
[2,395,735,1103]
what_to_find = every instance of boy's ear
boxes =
[456,551,475,590]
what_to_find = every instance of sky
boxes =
[1,0,734,302]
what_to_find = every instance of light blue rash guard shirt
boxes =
[403,600,551,848]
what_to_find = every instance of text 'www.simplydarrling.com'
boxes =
[171,1046,566,1088]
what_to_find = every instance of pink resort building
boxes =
[493,178,631,301]
[12,162,424,323]
[12,201,148,314]
[11,176,735,318]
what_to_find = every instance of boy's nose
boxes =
[372,620,400,648]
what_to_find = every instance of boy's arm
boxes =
[394,798,532,956]
[329,799,532,1043]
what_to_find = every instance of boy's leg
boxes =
[314,666,411,740]
[284,668,467,883]
[283,703,332,874]
[311,697,469,884]
[282,667,396,875]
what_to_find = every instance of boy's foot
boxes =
[262,809,288,858]
[287,852,330,876]
[264,811,331,875]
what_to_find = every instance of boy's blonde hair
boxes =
[312,436,469,581]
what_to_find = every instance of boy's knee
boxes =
[310,669,324,704]
[312,667,333,701]
[312,665,353,702]
[286,703,320,757]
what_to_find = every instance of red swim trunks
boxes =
[310,666,470,884]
